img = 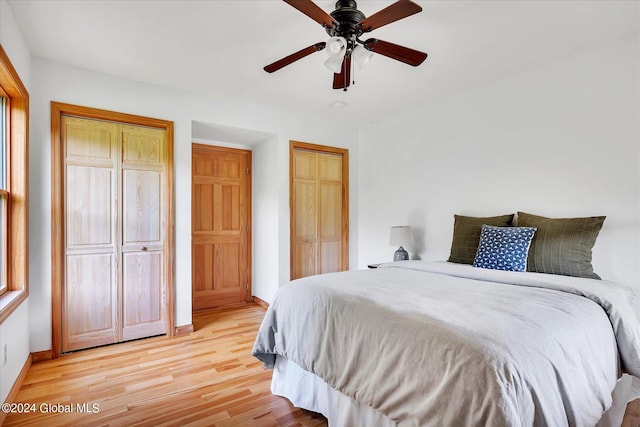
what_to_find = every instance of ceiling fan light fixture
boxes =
[324,55,345,73]
[352,44,373,69]
[325,36,347,56]
[265,0,428,89]
[324,36,347,73]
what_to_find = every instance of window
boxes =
[0,44,28,323]
[0,94,7,296]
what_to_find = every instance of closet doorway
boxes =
[290,141,349,280]
[51,102,175,356]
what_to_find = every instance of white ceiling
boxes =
[7,0,639,126]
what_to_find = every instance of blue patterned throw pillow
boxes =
[473,225,537,272]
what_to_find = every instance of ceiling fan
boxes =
[264,0,428,90]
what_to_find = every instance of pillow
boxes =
[448,214,515,264]
[516,212,605,279]
[473,225,537,272]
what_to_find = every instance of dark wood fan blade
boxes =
[332,55,351,90]
[264,42,326,73]
[363,38,427,66]
[358,0,422,32]
[283,0,338,28]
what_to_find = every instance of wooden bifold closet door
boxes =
[61,115,168,353]
[290,141,348,280]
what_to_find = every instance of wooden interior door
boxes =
[290,141,348,280]
[192,144,251,310]
[61,116,168,353]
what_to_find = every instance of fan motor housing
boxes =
[327,0,365,41]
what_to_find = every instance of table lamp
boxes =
[390,226,413,261]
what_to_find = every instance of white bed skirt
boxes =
[272,355,396,427]
[271,356,640,427]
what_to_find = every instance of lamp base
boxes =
[393,246,409,261]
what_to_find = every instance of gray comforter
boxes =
[252,261,640,426]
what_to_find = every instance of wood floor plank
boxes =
[4,304,327,427]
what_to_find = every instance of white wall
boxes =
[27,58,360,352]
[358,34,639,306]
[0,302,29,402]
[0,0,31,403]
[252,137,280,303]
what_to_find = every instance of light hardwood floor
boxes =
[4,304,327,427]
[4,304,639,426]
[624,398,640,427]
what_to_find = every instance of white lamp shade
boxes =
[352,44,373,69]
[389,226,413,247]
[324,55,345,73]
[325,36,347,56]
[324,36,347,73]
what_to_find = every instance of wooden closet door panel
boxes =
[320,242,341,273]
[62,117,118,353]
[192,147,250,310]
[122,170,162,245]
[66,165,114,247]
[64,253,117,351]
[293,150,316,180]
[64,117,115,164]
[318,153,341,182]
[121,251,164,340]
[121,125,163,167]
[291,149,318,280]
[120,125,166,337]
[319,181,342,238]
[292,243,316,280]
[291,180,317,279]
[319,181,342,274]
[293,181,317,238]
[318,153,342,274]
[121,168,165,338]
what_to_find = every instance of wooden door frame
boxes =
[51,102,175,358]
[191,143,253,309]
[289,140,349,277]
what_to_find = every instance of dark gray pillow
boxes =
[448,214,515,265]
[516,212,605,279]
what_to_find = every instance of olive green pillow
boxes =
[516,212,605,279]
[448,214,515,264]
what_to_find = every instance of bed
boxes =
[252,213,640,426]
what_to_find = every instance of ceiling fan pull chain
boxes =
[352,55,356,87]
